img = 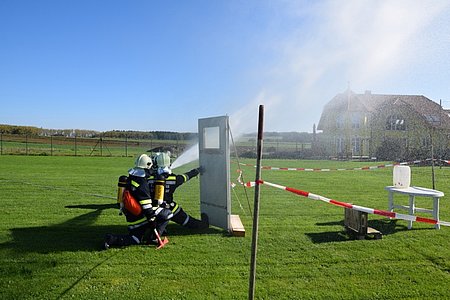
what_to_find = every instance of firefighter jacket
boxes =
[125,168,156,223]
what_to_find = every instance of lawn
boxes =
[0,155,449,299]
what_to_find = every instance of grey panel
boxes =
[198,116,231,230]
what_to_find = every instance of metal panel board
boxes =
[198,116,231,230]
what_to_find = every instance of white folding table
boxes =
[385,186,444,229]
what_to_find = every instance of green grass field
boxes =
[1,155,449,299]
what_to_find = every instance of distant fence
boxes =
[0,133,193,157]
[0,133,314,158]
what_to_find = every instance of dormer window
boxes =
[425,115,440,126]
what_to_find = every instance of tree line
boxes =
[1,124,316,142]
[101,130,197,141]
[0,124,41,136]
[0,124,197,140]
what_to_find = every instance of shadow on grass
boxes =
[2,204,122,253]
[1,203,223,254]
[306,219,411,244]
[164,223,224,236]
[368,219,409,234]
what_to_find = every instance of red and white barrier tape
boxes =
[237,174,450,227]
[238,159,450,172]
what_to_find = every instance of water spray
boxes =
[170,143,199,169]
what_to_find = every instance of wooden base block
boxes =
[230,214,245,237]
[366,227,382,240]
[344,208,382,240]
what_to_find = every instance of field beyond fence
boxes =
[0,133,312,158]
[0,133,194,157]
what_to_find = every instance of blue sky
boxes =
[1,0,449,134]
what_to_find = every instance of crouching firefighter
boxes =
[103,154,172,250]
[149,152,209,230]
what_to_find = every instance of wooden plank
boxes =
[230,214,245,237]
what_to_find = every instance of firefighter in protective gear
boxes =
[148,152,209,230]
[104,154,173,249]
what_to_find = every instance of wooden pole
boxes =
[431,132,435,189]
[74,134,77,156]
[249,105,264,300]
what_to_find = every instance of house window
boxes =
[422,136,431,147]
[351,113,360,129]
[336,137,344,154]
[386,115,406,131]
[336,115,344,129]
[352,137,361,154]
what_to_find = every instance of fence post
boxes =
[74,134,77,156]
[125,135,128,157]
[249,105,264,300]
[0,133,2,155]
[26,134,28,155]
[50,135,53,156]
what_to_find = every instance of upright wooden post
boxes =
[74,134,77,156]
[249,105,264,300]
[431,140,435,190]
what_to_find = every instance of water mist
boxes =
[170,143,199,169]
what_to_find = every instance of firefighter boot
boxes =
[185,214,209,229]
[103,234,139,250]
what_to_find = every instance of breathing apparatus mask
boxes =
[157,166,172,175]
[152,152,172,175]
